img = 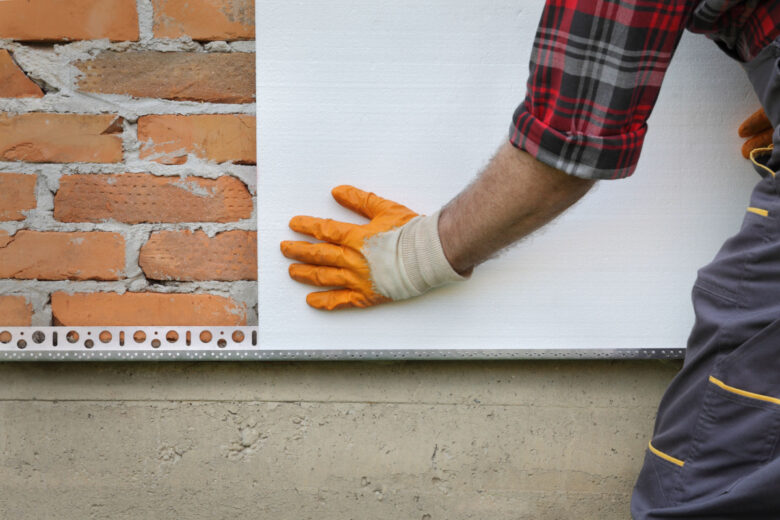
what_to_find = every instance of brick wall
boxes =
[0,0,256,327]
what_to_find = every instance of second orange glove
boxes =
[739,108,774,159]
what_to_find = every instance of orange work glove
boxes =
[739,108,774,159]
[280,185,467,310]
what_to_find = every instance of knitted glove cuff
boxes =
[363,211,468,301]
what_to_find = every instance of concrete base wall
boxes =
[0,360,680,519]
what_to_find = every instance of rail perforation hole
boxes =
[200,331,212,343]
[32,331,45,344]
[151,339,161,348]
[232,330,244,343]
[133,331,146,343]
[166,331,178,343]
[0,331,12,344]
[84,339,94,349]
[16,339,26,349]
[99,331,112,343]
[66,331,79,344]
[217,339,227,348]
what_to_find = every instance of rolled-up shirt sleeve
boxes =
[510,0,696,180]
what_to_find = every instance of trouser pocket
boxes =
[677,378,780,502]
[632,445,684,514]
[692,172,779,329]
[675,318,780,503]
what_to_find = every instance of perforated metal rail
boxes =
[0,327,685,361]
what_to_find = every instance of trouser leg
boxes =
[631,37,780,519]
[631,169,780,519]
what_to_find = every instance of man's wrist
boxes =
[438,207,475,275]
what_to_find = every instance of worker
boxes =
[281,1,780,517]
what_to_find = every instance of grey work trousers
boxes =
[631,38,780,519]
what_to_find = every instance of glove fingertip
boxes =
[741,140,753,159]
[290,215,319,230]
[305,292,323,309]
[739,108,772,137]
[331,185,355,195]
[306,292,345,311]
[288,263,306,278]
[288,216,302,231]
[331,185,363,207]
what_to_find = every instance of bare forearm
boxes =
[439,141,596,274]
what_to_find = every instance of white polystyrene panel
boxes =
[257,0,760,351]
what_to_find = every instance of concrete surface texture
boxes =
[0,360,679,519]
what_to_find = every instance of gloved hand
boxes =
[739,108,773,159]
[281,185,467,310]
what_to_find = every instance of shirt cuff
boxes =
[508,101,648,180]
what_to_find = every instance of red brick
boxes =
[0,0,139,41]
[76,52,255,103]
[0,50,44,98]
[140,230,256,281]
[54,174,252,224]
[0,295,33,326]
[0,230,124,280]
[152,0,254,41]
[0,113,124,164]
[51,292,247,326]
[0,173,37,221]
[138,114,255,165]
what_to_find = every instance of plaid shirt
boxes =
[510,0,780,180]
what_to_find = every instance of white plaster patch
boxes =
[205,41,232,53]
[171,178,216,198]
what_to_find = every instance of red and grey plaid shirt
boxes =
[510,0,780,180]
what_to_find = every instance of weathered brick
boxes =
[55,174,252,224]
[152,0,254,41]
[0,295,33,326]
[0,230,124,280]
[76,52,255,104]
[0,50,44,98]
[138,114,255,165]
[0,173,37,221]
[140,230,257,281]
[0,113,124,164]
[51,292,247,326]
[0,0,138,41]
